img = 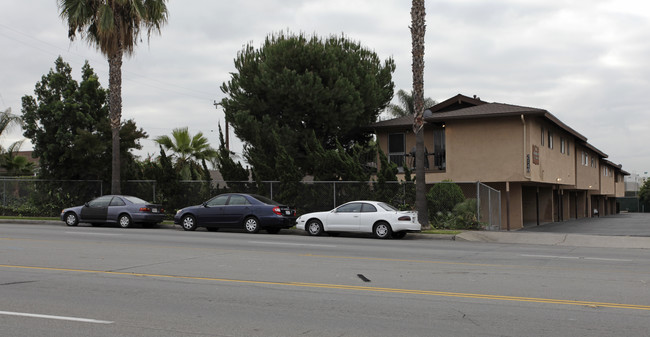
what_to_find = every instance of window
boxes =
[591,157,596,168]
[581,151,586,166]
[604,167,610,177]
[361,203,377,213]
[541,127,545,146]
[433,127,446,169]
[337,203,362,213]
[388,133,406,167]
[110,198,126,206]
[548,131,553,149]
[560,138,565,154]
[567,141,570,156]
[88,196,112,208]
[228,195,250,205]
[207,195,229,206]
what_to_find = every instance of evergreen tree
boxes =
[220,31,395,180]
[21,57,147,183]
[215,124,249,181]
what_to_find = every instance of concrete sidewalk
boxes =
[455,231,650,249]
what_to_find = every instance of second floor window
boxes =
[388,133,406,167]
[560,138,566,154]
[548,131,554,149]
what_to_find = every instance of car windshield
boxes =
[250,194,281,205]
[378,202,399,212]
[124,196,148,204]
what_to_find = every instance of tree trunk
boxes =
[109,49,123,195]
[411,0,429,228]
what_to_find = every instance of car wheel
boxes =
[64,212,79,226]
[392,231,407,239]
[206,227,219,232]
[181,215,197,231]
[306,219,323,236]
[243,217,260,233]
[118,214,132,228]
[374,222,392,239]
[266,227,281,234]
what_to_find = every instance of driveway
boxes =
[519,212,650,237]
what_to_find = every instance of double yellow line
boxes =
[3,264,650,312]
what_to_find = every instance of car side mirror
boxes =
[84,202,90,207]
[202,202,208,207]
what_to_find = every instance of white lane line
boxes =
[248,241,337,248]
[0,311,113,324]
[65,232,123,236]
[520,254,633,262]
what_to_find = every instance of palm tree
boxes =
[58,0,169,194]
[411,0,429,228]
[154,127,218,180]
[0,108,35,176]
[1,140,36,176]
[387,89,436,117]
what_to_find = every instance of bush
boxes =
[427,181,465,221]
[432,198,482,230]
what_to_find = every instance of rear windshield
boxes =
[124,196,148,204]
[250,194,281,205]
[378,202,398,212]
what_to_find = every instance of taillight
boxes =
[139,207,152,212]
[272,206,282,215]
[398,216,411,221]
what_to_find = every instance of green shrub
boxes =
[427,181,465,221]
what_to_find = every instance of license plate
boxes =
[152,208,158,213]
[285,211,291,215]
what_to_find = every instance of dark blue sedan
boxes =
[61,195,165,228]
[174,193,296,234]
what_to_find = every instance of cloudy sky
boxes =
[1,0,649,175]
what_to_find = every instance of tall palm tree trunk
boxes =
[109,49,123,194]
[411,0,429,228]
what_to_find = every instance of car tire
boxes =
[266,228,281,234]
[392,231,407,239]
[306,219,323,236]
[206,227,219,232]
[118,214,132,228]
[181,215,197,231]
[243,217,260,233]
[64,212,79,226]
[373,222,392,239]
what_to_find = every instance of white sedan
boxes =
[295,201,420,239]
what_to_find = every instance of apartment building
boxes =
[372,94,628,230]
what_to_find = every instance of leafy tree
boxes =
[220,31,395,181]
[58,0,169,194]
[21,57,147,182]
[387,89,436,117]
[154,127,217,180]
[640,179,650,208]
[411,0,429,228]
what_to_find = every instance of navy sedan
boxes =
[174,193,296,234]
[61,195,165,228]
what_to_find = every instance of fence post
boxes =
[153,181,156,202]
[333,182,337,208]
[270,182,274,200]
[476,182,481,223]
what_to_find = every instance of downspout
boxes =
[521,114,531,179]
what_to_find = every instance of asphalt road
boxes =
[1,223,650,336]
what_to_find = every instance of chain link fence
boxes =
[1,178,501,230]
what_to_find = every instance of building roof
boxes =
[370,93,615,163]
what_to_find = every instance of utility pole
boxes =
[213,100,229,150]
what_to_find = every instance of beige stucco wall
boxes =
[615,173,625,197]
[575,144,600,191]
[425,117,525,183]
[528,117,576,186]
[600,163,616,196]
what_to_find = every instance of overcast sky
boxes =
[1,0,649,175]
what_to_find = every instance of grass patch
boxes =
[421,229,462,235]
[0,216,59,221]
